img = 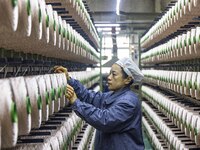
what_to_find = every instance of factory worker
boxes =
[55,57,144,150]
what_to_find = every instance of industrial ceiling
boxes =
[83,0,176,66]
[84,0,174,34]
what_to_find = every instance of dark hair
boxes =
[120,66,134,86]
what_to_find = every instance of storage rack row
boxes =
[0,70,100,150]
[0,0,99,66]
[46,0,99,49]
[142,90,200,150]
[0,0,100,149]
[140,0,200,149]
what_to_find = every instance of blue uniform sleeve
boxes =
[71,98,136,133]
[68,78,108,107]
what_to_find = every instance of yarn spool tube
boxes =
[49,74,60,113]
[24,76,42,129]
[43,74,54,116]
[0,79,18,148]
[36,75,49,122]
[9,77,31,136]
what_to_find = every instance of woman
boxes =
[55,57,144,150]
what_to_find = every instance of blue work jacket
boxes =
[68,78,144,150]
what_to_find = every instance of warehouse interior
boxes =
[0,0,200,149]
[86,0,172,66]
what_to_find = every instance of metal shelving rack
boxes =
[0,0,100,149]
[140,0,200,149]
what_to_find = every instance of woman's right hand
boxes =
[54,66,70,80]
[65,84,77,104]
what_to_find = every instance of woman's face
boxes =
[107,64,128,91]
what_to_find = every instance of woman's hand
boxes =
[65,84,77,104]
[54,66,70,80]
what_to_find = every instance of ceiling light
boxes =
[116,27,121,31]
[103,32,112,35]
[97,27,112,32]
[95,24,120,27]
[97,27,121,32]
[116,0,121,15]
[103,31,119,35]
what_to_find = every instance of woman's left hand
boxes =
[65,84,77,104]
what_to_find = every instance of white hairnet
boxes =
[115,57,144,83]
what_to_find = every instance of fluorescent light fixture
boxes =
[97,27,121,32]
[95,24,120,27]
[103,31,119,35]
[116,0,121,15]
[102,27,112,31]
[103,32,112,35]
[97,27,112,31]
[116,27,121,31]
